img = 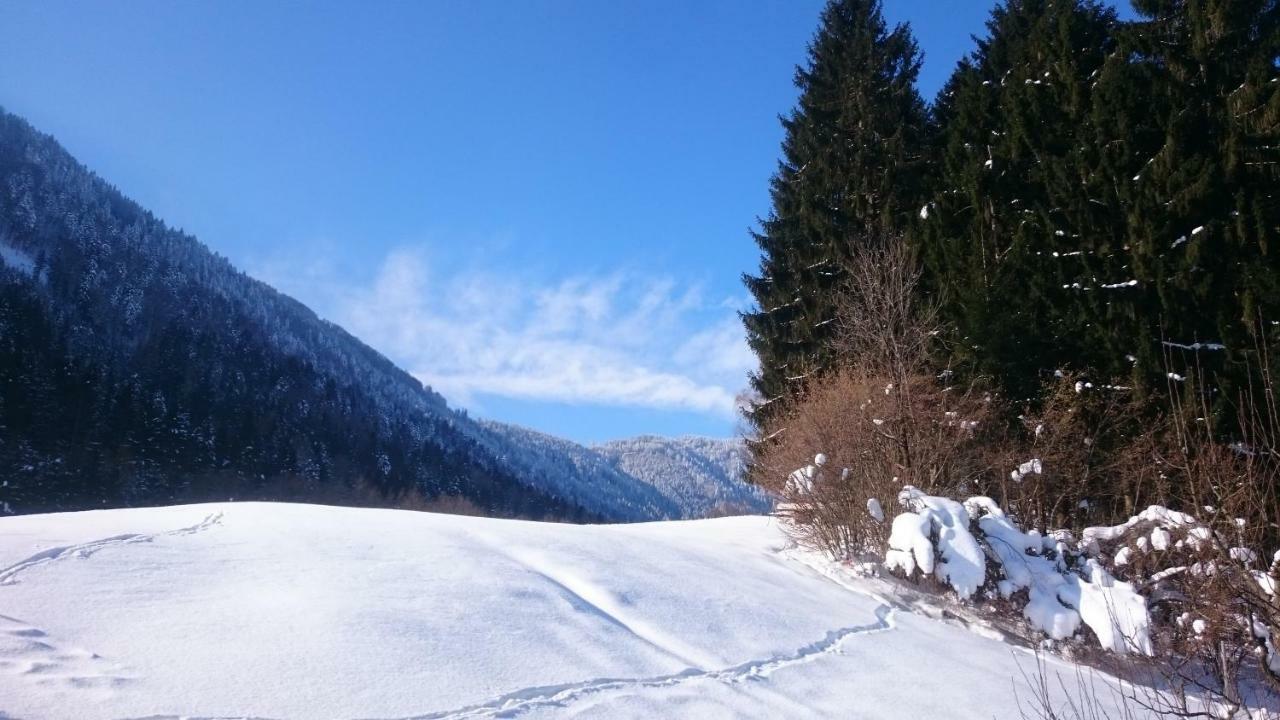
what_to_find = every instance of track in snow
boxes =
[123,602,895,720]
[0,511,223,586]
[405,602,896,720]
[0,512,222,696]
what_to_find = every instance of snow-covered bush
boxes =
[880,466,1280,717]
[886,487,986,600]
[885,486,1154,655]
[1084,500,1280,705]
[768,366,1280,712]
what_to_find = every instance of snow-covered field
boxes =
[0,503,1135,719]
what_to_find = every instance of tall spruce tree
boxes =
[1114,0,1280,399]
[919,0,1122,401]
[742,0,927,428]
[923,0,1280,403]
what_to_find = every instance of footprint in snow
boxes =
[0,614,132,690]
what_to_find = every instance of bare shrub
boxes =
[415,493,490,517]
[754,370,996,557]
[1013,649,1278,720]
[1016,651,1155,720]
[1009,375,1165,534]
[752,234,1004,558]
[832,233,938,382]
[703,500,761,518]
[1146,370,1280,704]
[1029,360,1280,717]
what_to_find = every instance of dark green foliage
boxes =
[742,0,928,426]
[916,0,1279,407]
[1115,0,1280,399]
[919,0,1123,401]
[748,0,1278,443]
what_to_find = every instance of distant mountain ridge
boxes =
[595,435,770,517]
[480,423,770,520]
[475,422,682,522]
[0,107,766,522]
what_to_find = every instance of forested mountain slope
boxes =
[476,422,683,522]
[478,424,769,520]
[595,435,770,517]
[0,108,601,519]
[0,109,773,522]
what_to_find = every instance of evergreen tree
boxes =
[922,0,1280,404]
[1115,0,1280,398]
[742,0,928,428]
[919,0,1121,401]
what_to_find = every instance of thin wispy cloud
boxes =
[258,247,755,420]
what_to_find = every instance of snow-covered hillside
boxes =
[0,503,1139,719]
[475,422,682,521]
[595,435,770,517]
[481,424,769,520]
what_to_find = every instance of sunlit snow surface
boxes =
[0,503,1134,719]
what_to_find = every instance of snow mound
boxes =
[1081,504,1196,554]
[886,486,986,600]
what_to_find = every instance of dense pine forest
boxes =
[745,0,1279,422]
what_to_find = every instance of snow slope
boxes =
[0,503,1138,719]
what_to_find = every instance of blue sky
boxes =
[0,1,1135,444]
